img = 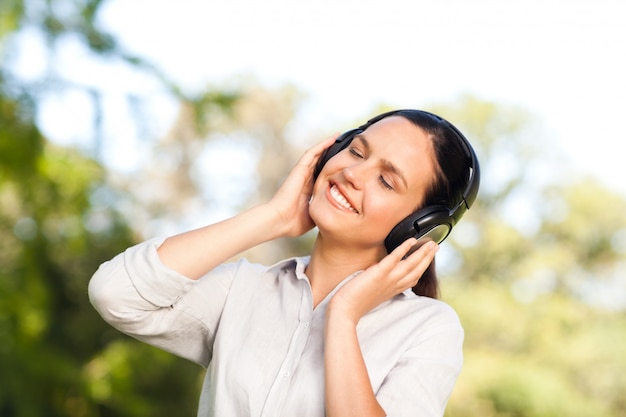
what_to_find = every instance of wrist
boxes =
[248,203,290,240]
[259,201,298,238]
[326,296,361,328]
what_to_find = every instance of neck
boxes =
[305,233,386,308]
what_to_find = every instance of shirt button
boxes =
[303,322,310,328]
[284,372,290,377]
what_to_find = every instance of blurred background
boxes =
[1,0,625,416]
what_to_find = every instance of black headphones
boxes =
[313,109,480,253]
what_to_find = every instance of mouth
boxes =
[328,183,358,213]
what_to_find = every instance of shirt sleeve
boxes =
[88,237,236,367]
[375,304,464,417]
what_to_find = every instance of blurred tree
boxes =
[0,0,235,415]
[427,97,626,417]
[424,96,626,308]
[444,276,626,417]
[425,96,550,280]
[538,179,626,302]
[1,0,238,161]
[0,89,203,415]
[118,80,312,260]
[201,81,311,260]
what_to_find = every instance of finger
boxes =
[301,134,340,165]
[404,240,439,270]
[404,239,439,261]
[386,239,438,281]
[385,237,422,262]
[405,241,438,282]
[370,238,417,277]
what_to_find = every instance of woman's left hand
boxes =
[328,238,439,324]
[323,238,439,417]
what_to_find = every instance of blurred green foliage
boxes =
[445,281,626,417]
[0,0,209,415]
[2,1,625,416]
[425,97,626,417]
[0,80,203,416]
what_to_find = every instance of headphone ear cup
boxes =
[384,206,454,253]
[314,129,362,179]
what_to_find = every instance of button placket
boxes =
[260,274,315,417]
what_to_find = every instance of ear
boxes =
[384,205,454,253]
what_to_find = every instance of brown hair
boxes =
[376,110,472,299]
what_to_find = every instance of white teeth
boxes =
[330,185,357,212]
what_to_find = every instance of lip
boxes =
[326,181,359,214]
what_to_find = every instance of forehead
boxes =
[362,116,434,159]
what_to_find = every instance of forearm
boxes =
[324,309,386,417]
[157,203,285,279]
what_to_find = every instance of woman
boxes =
[89,109,480,417]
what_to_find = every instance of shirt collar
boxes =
[266,257,416,298]
[265,256,309,279]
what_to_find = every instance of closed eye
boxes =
[349,145,395,190]
[380,175,394,190]
[349,147,364,158]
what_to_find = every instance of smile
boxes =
[329,184,358,213]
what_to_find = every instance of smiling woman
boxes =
[89,109,480,417]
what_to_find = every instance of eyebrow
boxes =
[354,135,408,189]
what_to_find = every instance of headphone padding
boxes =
[384,206,454,253]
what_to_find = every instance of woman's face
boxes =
[309,116,437,252]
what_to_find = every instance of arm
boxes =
[89,136,336,363]
[157,135,337,279]
[324,239,440,417]
[88,237,221,365]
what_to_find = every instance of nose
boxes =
[342,163,366,190]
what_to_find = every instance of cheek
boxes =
[366,194,414,229]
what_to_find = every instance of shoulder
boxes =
[383,293,464,340]
[373,296,465,416]
[412,295,461,324]
[392,290,460,319]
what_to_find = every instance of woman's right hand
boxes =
[267,134,338,238]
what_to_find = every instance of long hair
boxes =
[370,110,472,299]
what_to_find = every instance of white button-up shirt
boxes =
[89,238,463,417]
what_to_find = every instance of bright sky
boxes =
[22,0,626,195]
